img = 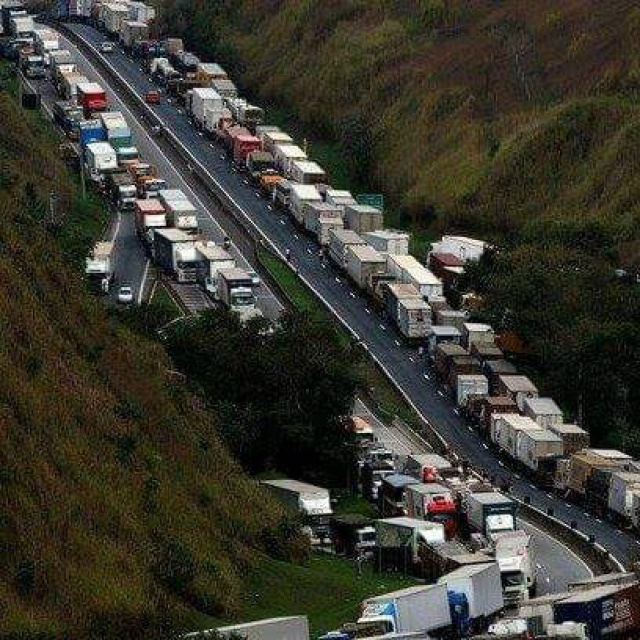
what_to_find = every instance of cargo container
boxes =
[246,150,276,181]
[404,483,457,538]
[607,471,640,521]
[344,204,384,234]
[232,133,261,165]
[210,77,237,99]
[469,396,518,434]
[261,479,332,542]
[483,359,518,394]
[329,514,376,557]
[302,201,341,235]
[379,474,419,517]
[190,87,224,128]
[10,14,32,36]
[523,397,563,428]
[469,342,503,363]
[496,375,539,411]
[420,541,493,583]
[102,3,129,36]
[547,423,589,456]
[152,227,197,279]
[397,297,431,341]
[84,141,117,182]
[426,326,462,357]
[164,198,198,232]
[461,323,495,349]
[433,343,467,381]
[171,50,199,74]
[456,374,489,408]
[383,283,421,323]
[85,241,114,293]
[430,235,487,262]
[386,254,443,301]
[261,130,293,153]
[288,184,322,226]
[135,198,166,242]
[552,582,640,639]
[164,38,183,55]
[317,216,344,247]
[429,251,466,284]
[128,2,156,25]
[363,230,410,256]
[325,189,357,211]
[60,71,88,100]
[516,428,564,471]
[195,62,227,86]
[439,562,503,621]
[356,584,451,637]
[99,111,132,150]
[273,143,307,175]
[186,616,310,640]
[447,355,482,388]
[565,450,632,499]
[197,244,235,293]
[434,309,468,330]
[77,82,107,117]
[465,492,517,538]
[120,20,148,48]
[585,462,638,517]
[288,159,326,185]
[491,415,541,458]
[78,118,105,147]
[329,229,365,269]
[376,517,446,562]
[49,49,74,78]
[345,244,387,290]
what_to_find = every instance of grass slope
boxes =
[0,67,305,638]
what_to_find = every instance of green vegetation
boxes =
[158,0,640,447]
[0,65,312,638]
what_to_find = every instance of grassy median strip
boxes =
[257,247,421,428]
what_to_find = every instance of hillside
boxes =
[157,0,640,256]
[0,70,305,638]
[156,0,640,450]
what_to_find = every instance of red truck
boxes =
[76,82,108,118]
[404,482,458,539]
[233,133,261,165]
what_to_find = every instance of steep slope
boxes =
[157,0,640,258]
[0,73,302,638]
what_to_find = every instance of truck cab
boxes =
[493,531,534,607]
[217,268,262,323]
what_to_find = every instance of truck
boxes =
[197,244,236,295]
[216,268,262,322]
[261,478,332,544]
[185,616,310,640]
[99,111,132,150]
[85,241,114,293]
[106,171,137,210]
[21,53,45,78]
[379,474,418,517]
[376,517,445,565]
[404,483,458,539]
[162,197,198,232]
[84,141,117,183]
[552,582,640,639]
[288,183,323,226]
[135,198,166,246]
[78,119,106,148]
[438,562,504,630]
[397,297,431,342]
[329,514,375,558]
[190,87,223,128]
[353,585,452,638]
[465,492,517,539]
[59,71,88,100]
[493,530,535,608]
[152,228,199,282]
[52,101,84,139]
[360,461,396,502]
[345,244,387,291]
[403,453,452,483]
[76,82,108,118]
[246,150,276,182]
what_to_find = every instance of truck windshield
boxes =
[501,571,524,588]
[352,621,393,638]
[231,292,254,307]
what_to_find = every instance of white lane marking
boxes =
[424,373,430,380]
[267,205,273,211]
[498,460,505,466]
[379,324,386,331]
[59,34,282,312]
[220,154,225,160]
[453,408,459,415]
[482,443,489,449]
[111,211,122,242]
[395,340,401,346]
[409,356,415,362]
[350,292,356,299]
[335,277,341,283]
[294,233,299,239]
[437,390,444,397]
[137,259,150,304]
[280,219,285,225]
[365,308,371,314]
[423,374,429,380]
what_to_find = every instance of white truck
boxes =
[438,562,504,624]
[216,267,262,322]
[353,585,451,638]
[465,492,517,540]
[161,197,198,232]
[85,241,114,293]
[493,530,535,607]
[84,142,117,183]
[261,478,332,544]
[288,183,322,226]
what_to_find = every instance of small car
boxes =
[247,271,261,288]
[100,41,115,54]
[117,286,134,304]
[144,90,161,105]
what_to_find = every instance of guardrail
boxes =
[59,23,628,576]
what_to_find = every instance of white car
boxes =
[117,285,133,304]
[100,42,115,53]
[247,271,261,288]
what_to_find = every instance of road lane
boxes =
[60,23,637,571]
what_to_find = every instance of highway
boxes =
[47,22,639,577]
[29,36,283,316]
[353,400,592,593]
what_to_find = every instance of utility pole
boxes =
[49,191,58,226]
[80,154,86,199]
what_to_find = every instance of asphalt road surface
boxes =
[55,23,639,574]
[353,400,592,593]
[29,36,283,317]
